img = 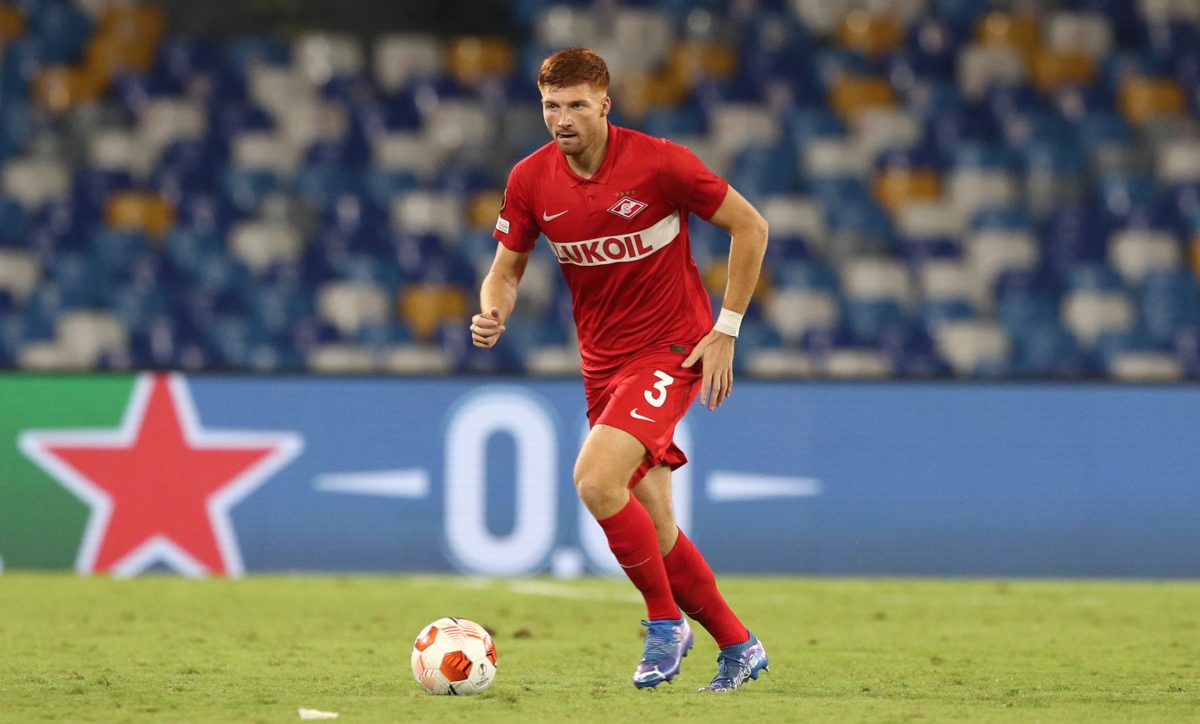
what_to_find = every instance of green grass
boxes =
[0,575,1197,723]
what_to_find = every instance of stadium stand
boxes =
[0,0,1198,379]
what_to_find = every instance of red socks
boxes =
[663,530,749,648]
[597,497,680,621]
[597,499,749,647]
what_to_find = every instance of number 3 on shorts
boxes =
[644,370,674,408]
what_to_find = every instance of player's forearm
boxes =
[480,271,519,322]
[720,219,768,315]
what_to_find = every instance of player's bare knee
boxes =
[574,466,624,516]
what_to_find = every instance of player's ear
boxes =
[601,95,611,117]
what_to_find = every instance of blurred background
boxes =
[1,0,1199,380]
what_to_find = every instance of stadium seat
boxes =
[373,35,443,93]
[55,309,129,368]
[105,192,174,240]
[1139,269,1200,345]
[229,221,303,275]
[933,319,1011,376]
[957,44,1027,100]
[391,191,463,237]
[837,10,902,58]
[1108,227,1183,284]
[2,157,69,210]
[763,288,839,345]
[829,75,897,119]
[398,283,469,341]
[1108,350,1183,380]
[315,280,390,338]
[294,32,364,85]
[966,227,1040,291]
[1062,289,1136,346]
[0,248,40,305]
[446,36,514,86]
[307,342,376,373]
[1119,75,1187,125]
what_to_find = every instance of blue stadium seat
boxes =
[292,163,359,207]
[0,195,29,246]
[1139,270,1200,345]
[153,36,217,88]
[1043,205,1109,274]
[210,100,275,141]
[29,0,91,65]
[730,143,801,198]
[1173,325,1200,376]
[947,141,1020,172]
[1009,322,1094,378]
[919,298,976,329]
[223,36,291,82]
[0,38,42,99]
[641,105,708,139]
[844,298,906,346]
[113,71,177,114]
[774,259,839,291]
[88,229,152,277]
[880,322,953,376]
[363,168,420,209]
[786,109,846,145]
[971,206,1033,231]
[223,168,279,215]
[1065,263,1126,292]
[73,168,134,217]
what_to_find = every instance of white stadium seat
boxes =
[840,256,911,302]
[957,45,1027,100]
[374,35,444,92]
[317,281,391,337]
[2,158,70,210]
[391,191,463,237]
[1108,229,1182,285]
[229,221,304,275]
[764,289,840,344]
[1062,291,1136,346]
[55,310,129,367]
[295,32,364,85]
[934,320,1011,376]
[0,249,41,303]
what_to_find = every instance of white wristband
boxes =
[713,307,743,337]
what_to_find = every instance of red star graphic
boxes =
[19,373,302,577]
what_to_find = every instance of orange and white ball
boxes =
[411,617,498,695]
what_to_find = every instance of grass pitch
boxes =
[0,575,1197,723]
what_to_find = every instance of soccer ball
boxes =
[411,617,498,695]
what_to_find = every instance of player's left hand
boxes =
[682,330,735,410]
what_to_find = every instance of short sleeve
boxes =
[494,163,539,253]
[658,141,730,221]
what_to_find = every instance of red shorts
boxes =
[584,348,702,486]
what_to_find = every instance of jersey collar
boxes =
[559,121,623,187]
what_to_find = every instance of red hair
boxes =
[537,48,610,92]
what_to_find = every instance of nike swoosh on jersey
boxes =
[542,209,569,221]
[630,408,655,422]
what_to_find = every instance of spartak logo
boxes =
[607,196,647,220]
[18,373,303,577]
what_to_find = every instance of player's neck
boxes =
[566,124,609,179]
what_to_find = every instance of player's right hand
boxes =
[470,307,506,349]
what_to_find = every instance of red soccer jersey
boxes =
[494,122,729,379]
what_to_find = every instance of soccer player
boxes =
[471,48,769,692]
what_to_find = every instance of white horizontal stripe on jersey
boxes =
[547,211,680,267]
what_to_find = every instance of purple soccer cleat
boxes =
[632,616,694,688]
[699,631,769,692]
